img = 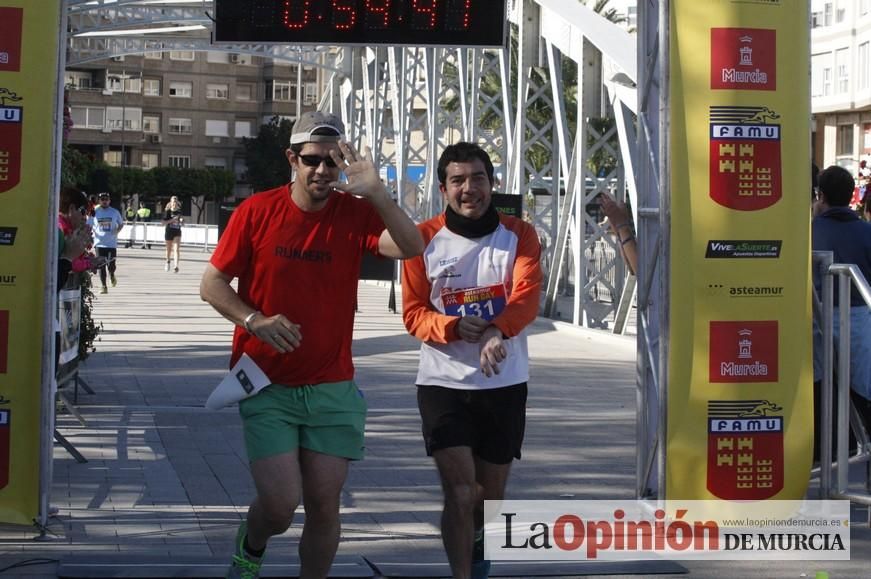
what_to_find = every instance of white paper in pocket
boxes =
[206,353,271,410]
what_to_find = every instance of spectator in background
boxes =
[812,165,871,432]
[856,160,870,209]
[136,202,152,249]
[162,196,184,273]
[599,191,637,275]
[125,203,136,248]
[58,187,97,292]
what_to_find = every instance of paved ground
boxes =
[0,247,868,578]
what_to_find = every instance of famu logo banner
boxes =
[0,89,23,194]
[484,500,850,561]
[709,106,782,211]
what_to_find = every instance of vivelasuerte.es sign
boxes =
[706,240,781,258]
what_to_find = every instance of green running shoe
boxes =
[226,521,264,579]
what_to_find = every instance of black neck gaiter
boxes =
[444,202,500,239]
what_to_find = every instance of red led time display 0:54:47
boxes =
[214,0,507,47]
[282,0,473,31]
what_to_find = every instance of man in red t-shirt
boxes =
[200,111,423,578]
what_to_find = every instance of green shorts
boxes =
[238,380,367,462]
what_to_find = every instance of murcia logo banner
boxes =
[709,320,778,383]
[711,28,776,91]
[0,7,23,72]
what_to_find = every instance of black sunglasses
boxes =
[297,154,340,168]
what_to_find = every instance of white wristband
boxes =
[242,311,260,334]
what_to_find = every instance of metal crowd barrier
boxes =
[815,251,871,506]
[117,222,218,252]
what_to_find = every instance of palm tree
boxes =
[438,0,626,173]
[583,0,628,26]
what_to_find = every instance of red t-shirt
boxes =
[210,184,385,386]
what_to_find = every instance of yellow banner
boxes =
[0,0,62,524]
[667,0,813,500]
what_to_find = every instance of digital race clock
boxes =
[214,0,507,47]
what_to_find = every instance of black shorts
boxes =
[96,247,116,262]
[164,227,181,241]
[417,383,527,464]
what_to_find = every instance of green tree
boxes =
[61,145,106,189]
[146,167,234,223]
[243,116,293,192]
[188,169,236,223]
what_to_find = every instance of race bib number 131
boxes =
[441,284,506,321]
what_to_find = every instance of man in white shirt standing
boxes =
[402,142,542,579]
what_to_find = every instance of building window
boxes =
[823,66,833,96]
[837,124,854,156]
[142,152,159,170]
[206,83,229,99]
[266,80,292,101]
[824,2,833,25]
[105,107,142,131]
[70,106,105,129]
[860,43,870,90]
[207,51,230,63]
[143,115,160,134]
[835,0,846,22]
[812,53,825,97]
[169,81,192,98]
[168,155,191,169]
[107,73,141,94]
[236,83,253,101]
[205,157,227,169]
[143,78,161,97]
[836,48,849,93]
[168,118,192,135]
[104,149,125,167]
[234,158,247,180]
[169,51,195,61]
[144,41,163,59]
[205,119,229,137]
[304,82,318,105]
[234,120,253,138]
[65,71,93,90]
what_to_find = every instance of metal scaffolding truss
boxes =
[62,0,649,337]
[635,0,667,500]
[68,4,210,33]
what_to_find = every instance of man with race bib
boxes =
[402,142,542,579]
[92,192,124,294]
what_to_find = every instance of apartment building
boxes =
[65,50,324,203]
[811,0,871,173]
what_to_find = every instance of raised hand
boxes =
[329,140,389,201]
[62,227,90,260]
